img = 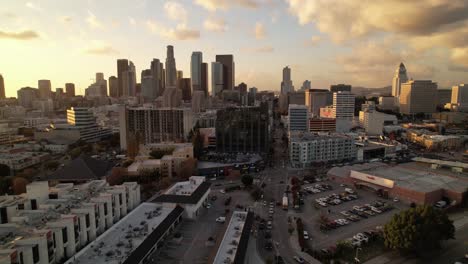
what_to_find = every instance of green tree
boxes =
[241,174,254,187]
[383,205,454,255]
[0,164,10,177]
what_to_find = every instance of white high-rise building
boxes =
[191,52,203,93]
[288,104,308,132]
[332,91,355,132]
[391,62,409,98]
[165,45,177,89]
[281,66,294,94]
[332,92,355,119]
[211,62,224,97]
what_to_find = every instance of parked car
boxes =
[216,217,226,223]
[340,211,350,217]
[267,221,272,229]
[293,256,305,263]
[303,231,309,240]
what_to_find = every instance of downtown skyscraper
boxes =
[391,62,409,98]
[281,66,294,94]
[191,52,203,94]
[215,55,235,92]
[0,74,5,99]
[165,45,177,89]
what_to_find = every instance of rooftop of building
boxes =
[328,162,468,193]
[213,211,253,264]
[47,155,114,182]
[290,132,353,141]
[68,203,184,264]
[152,176,211,204]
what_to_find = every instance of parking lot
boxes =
[290,180,408,250]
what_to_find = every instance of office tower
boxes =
[160,62,166,93]
[180,78,192,101]
[216,104,270,153]
[301,80,311,91]
[399,80,437,115]
[248,87,257,106]
[109,76,118,98]
[122,61,136,96]
[211,62,224,96]
[55,88,64,99]
[17,87,38,108]
[141,69,152,79]
[141,75,155,100]
[451,84,468,108]
[96,72,107,96]
[191,51,202,93]
[165,45,177,88]
[119,106,193,150]
[117,59,129,97]
[201,63,208,96]
[437,89,452,107]
[236,82,247,94]
[330,84,352,93]
[150,59,163,97]
[281,66,294,94]
[288,91,305,105]
[67,107,112,142]
[215,55,235,92]
[391,63,408,98]
[332,91,355,119]
[38,79,52,99]
[305,89,332,117]
[192,90,206,113]
[332,91,355,132]
[0,74,5,99]
[65,83,75,97]
[288,104,309,132]
[162,87,182,108]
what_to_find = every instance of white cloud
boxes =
[451,47,468,67]
[0,29,39,40]
[164,1,187,23]
[146,20,200,40]
[242,45,274,53]
[254,22,266,39]
[129,17,136,26]
[304,35,321,47]
[195,0,259,11]
[204,17,227,32]
[84,43,119,55]
[86,11,103,29]
[286,0,468,43]
[26,2,42,11]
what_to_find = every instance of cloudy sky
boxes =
[0,0,467,97]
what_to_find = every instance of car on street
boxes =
[340,211,350,217]
[220,190,226,194]
[293,256,305,263]
[267,221,272,229]
[303,231,309,240]
[216,217,226,223]
[269,209,274,214]
[265,241,273,250]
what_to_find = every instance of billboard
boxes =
[350,170,394,188]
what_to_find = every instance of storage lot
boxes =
[291,181,409,250]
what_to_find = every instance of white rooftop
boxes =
[68,203,173,264]
[213,211,248,264]
[164,176,205,196]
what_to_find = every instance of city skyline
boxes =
[0,0,468,97]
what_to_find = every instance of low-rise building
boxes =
[309,118,336,133]
[406,129,464,150]
[212,211,254,264]
[328,161,468,205]
[152,176,210,219]
[0,148,49,171]
[359,110,397,135]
